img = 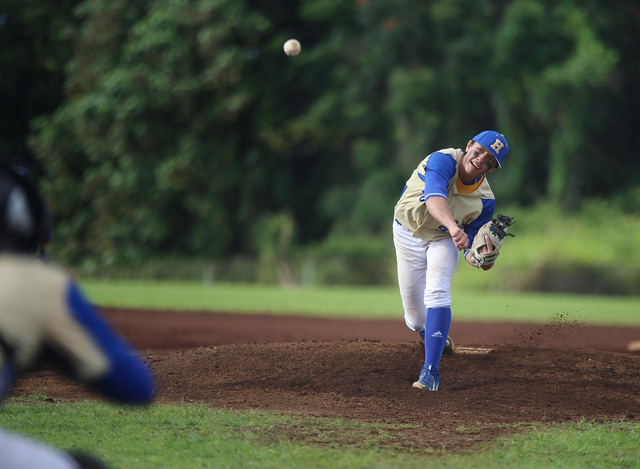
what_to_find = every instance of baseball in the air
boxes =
[283,39,301,57]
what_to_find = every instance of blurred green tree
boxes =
[492,0,620,210]
[31,0,272,264]
[19,0,640,273]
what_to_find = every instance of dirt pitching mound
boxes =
[10,308,640,452]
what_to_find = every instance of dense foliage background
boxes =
[1,0,639,289]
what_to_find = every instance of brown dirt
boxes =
[10,308,640,453]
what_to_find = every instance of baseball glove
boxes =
[469,214,515,268]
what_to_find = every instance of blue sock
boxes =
[423,307,452,372]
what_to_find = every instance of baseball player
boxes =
[393,131,509,391]
[0,168,156,467]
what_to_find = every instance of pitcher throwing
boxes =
[393,131,513,391]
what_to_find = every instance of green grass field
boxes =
[1,399,638,469]
[3,281,640,468]
[80,280,640,326]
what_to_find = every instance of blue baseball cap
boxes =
[472,131,509,168]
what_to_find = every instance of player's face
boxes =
[459,141,498,182]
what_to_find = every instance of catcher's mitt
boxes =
[469,214,515,268]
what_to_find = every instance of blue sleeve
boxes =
[463,199,495,253]
[66,283,156,404]
[423,152,456,200]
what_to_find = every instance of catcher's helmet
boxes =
[0,167,44,253]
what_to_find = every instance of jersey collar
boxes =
[456,174,484,194]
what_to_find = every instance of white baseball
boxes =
[283,39,301,57]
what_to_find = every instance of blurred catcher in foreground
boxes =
[0,168,156,468]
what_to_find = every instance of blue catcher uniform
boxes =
[393,131,509,391]
[0,168,155,468]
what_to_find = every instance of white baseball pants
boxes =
[393,220,459,331]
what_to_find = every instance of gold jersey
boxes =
[394,148,495,242]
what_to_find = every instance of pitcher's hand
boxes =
[449,226,468,251]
